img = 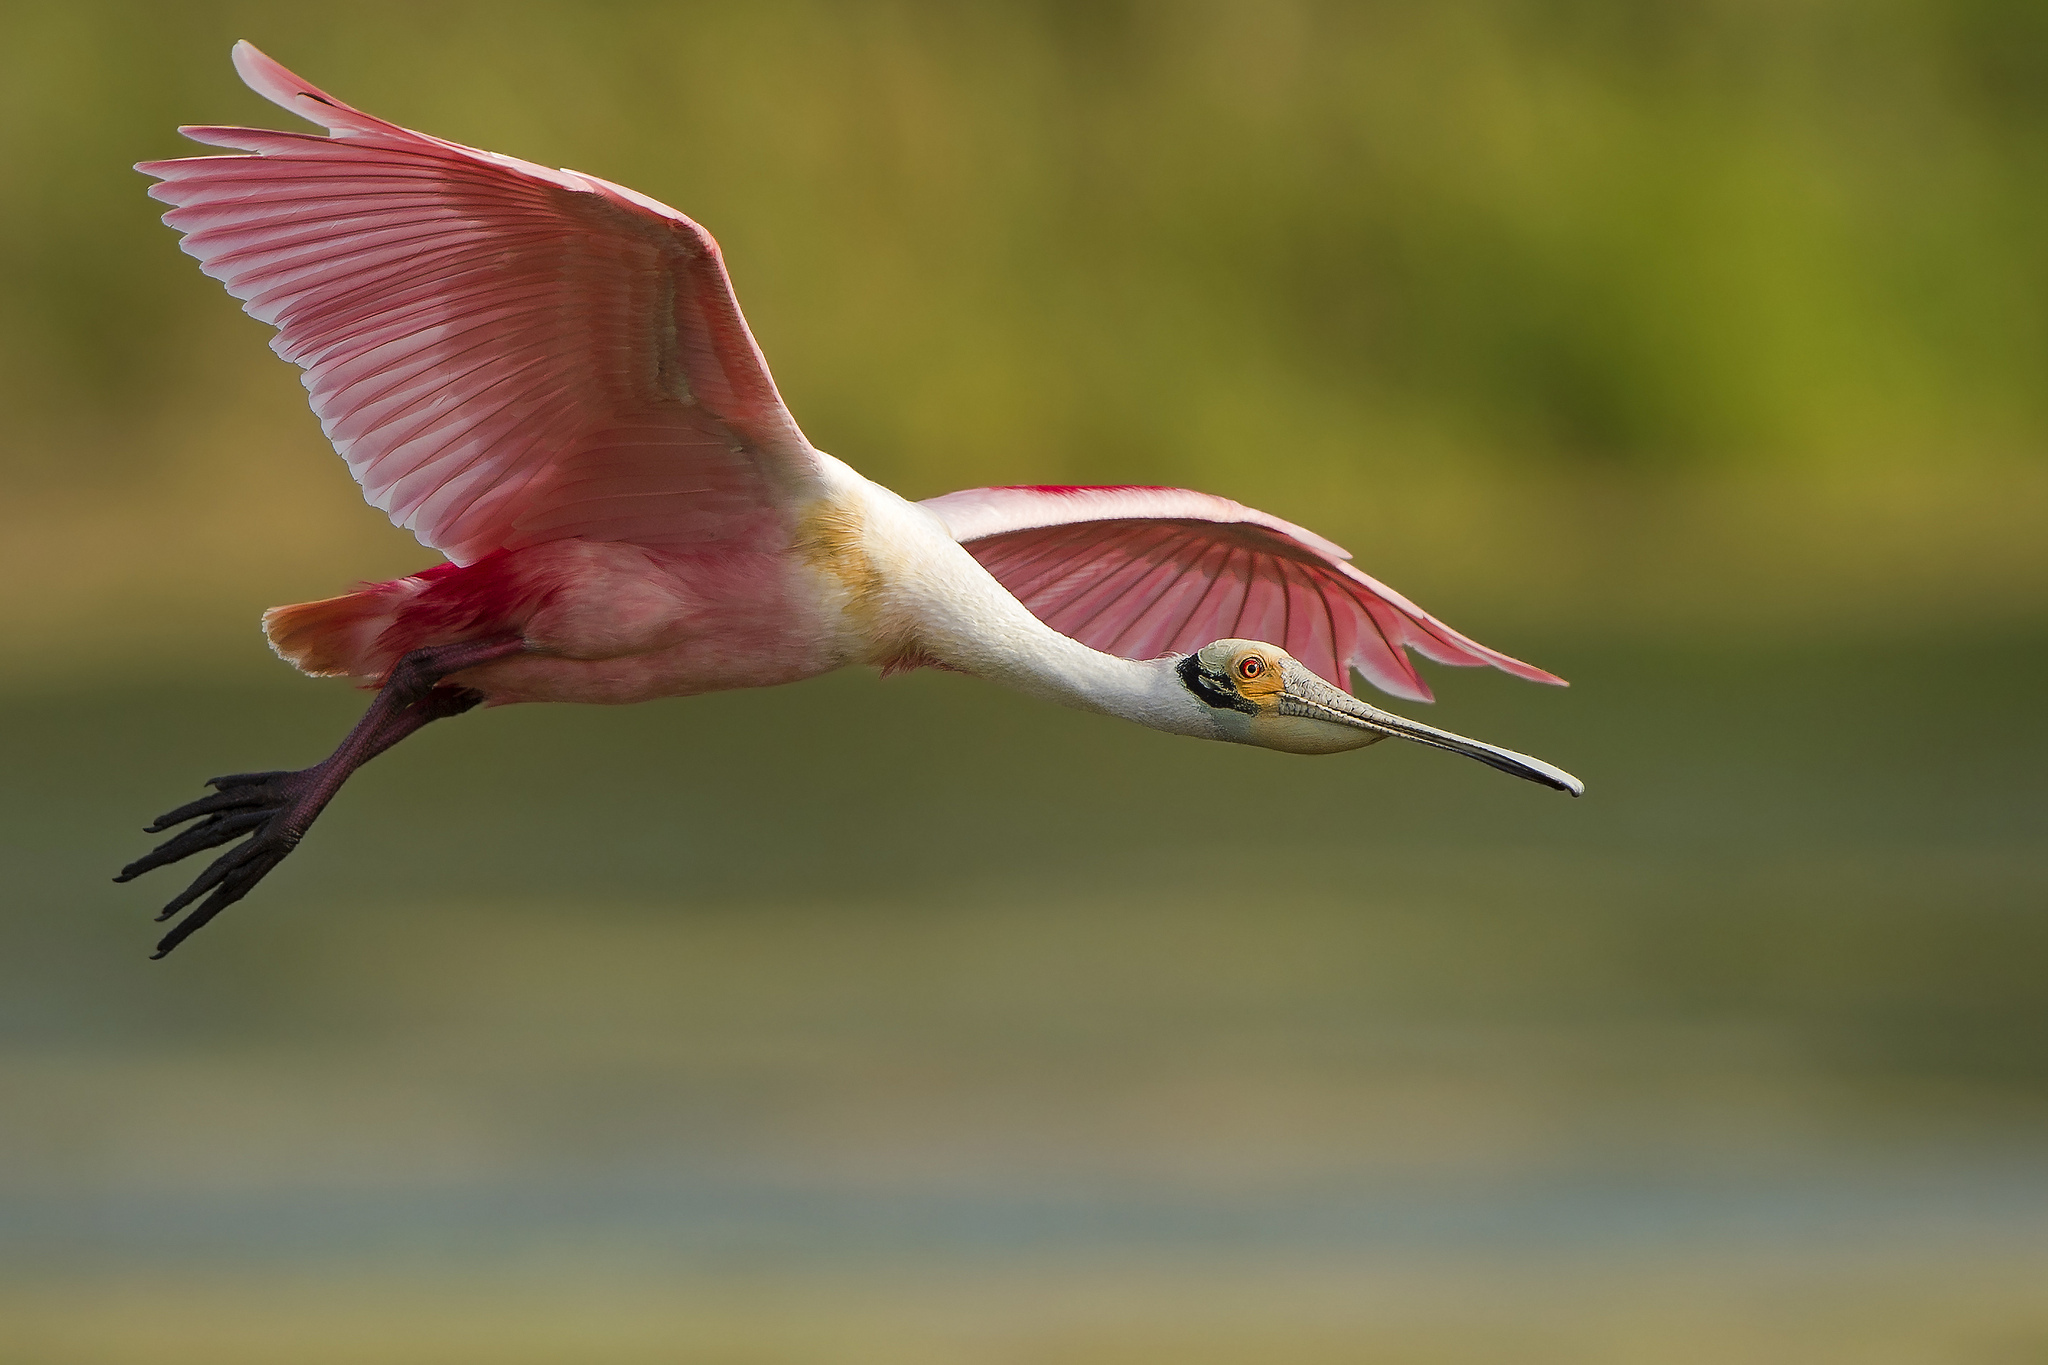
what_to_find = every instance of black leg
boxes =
[119,636,525,958]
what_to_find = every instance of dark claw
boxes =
[116,809,269,881]
[154,829,262,921]
[119,766,323,957]
[150,842,293,959]
[143,785,278,835]
[206,769,295,790]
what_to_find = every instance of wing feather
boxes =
[923,485,1564,701]
[139,42,820,565]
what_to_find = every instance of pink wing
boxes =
[922,485,1565,702]
[138,42,821,565]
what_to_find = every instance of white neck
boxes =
[935,598,1214,736]
[852,478,1225,740]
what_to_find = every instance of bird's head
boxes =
[1175,639,1582,794]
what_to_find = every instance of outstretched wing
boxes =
[922,485,1565,702]
[138,42,822,566]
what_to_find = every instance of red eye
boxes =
[1238,656,1264,680]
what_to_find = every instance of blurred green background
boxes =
[3,2,2046,1361]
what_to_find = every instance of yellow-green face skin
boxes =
[1187,640,1387,754]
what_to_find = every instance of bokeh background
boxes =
[4,3,2046,1361]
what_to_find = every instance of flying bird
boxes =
[121,43,1582,958]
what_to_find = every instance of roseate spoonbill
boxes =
[120,43,1582,959]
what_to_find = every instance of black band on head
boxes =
[1177,655,1259,715]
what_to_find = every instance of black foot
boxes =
[116,767,328,958]
[114,665,503,959]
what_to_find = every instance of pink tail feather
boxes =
[262,583,415,679]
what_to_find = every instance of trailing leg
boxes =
[118,636,525,958]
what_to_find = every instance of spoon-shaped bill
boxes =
[1281,663,1584,796]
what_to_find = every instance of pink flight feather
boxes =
[923,485,1566,701]
[137,42,818,566]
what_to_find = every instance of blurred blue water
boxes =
[2,633,2044,1288]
